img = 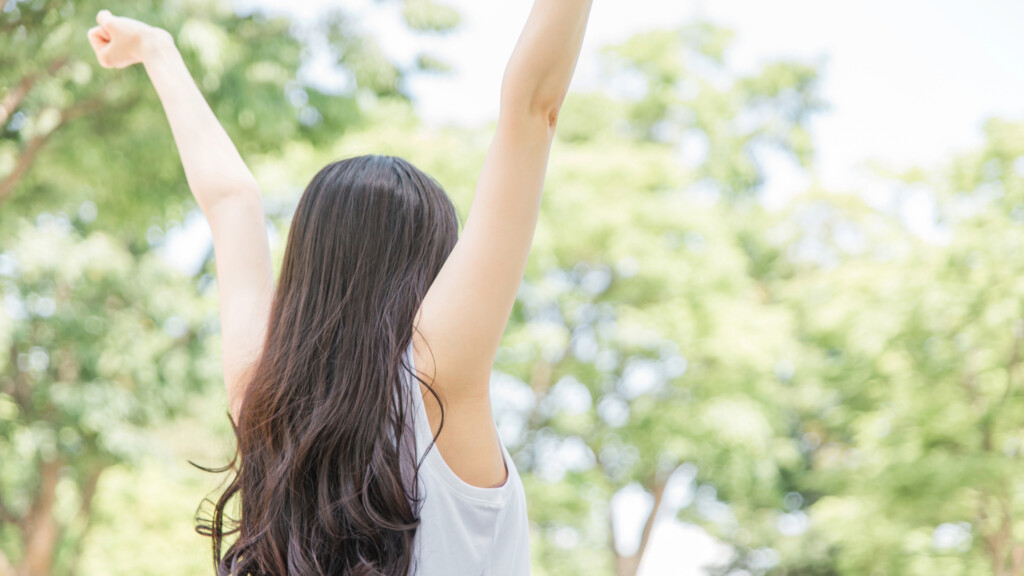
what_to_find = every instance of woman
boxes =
[87,2,592,575]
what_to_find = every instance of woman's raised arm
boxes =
[412,0,592,487]
[499,0,595,126]
[88,11,273,422]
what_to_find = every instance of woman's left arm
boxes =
[89,10,273,421]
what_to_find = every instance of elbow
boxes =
[219,172,261,197]
[199,179,262,220]
[525,89,565,128]
[500,67,567,128]
[230,177,262,199]
[499,83,564,131]
[205,176,261,204]
[544,105,561,130]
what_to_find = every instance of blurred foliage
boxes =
[401,0,461,33]
[0,0,456,573]
[0,216,218,574]
[3,2,1024,576]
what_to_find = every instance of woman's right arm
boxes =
[413,0,593,487]
[88,11,273,422]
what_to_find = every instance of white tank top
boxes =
[399,341,531,576]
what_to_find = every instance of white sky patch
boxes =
[639,520,733,576]
[158,209,212,277]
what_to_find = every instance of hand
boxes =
[87,10,170,69]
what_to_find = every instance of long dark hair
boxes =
[195,154,459,575]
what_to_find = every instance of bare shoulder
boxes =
[411,327,509,489]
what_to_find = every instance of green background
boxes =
[2,1,1023,574]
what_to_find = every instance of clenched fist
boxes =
[87,10,172,69]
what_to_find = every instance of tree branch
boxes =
[7,342,31,413]
[0,130,51,202]
[605,467,673,576]
[0,488,19,526]
[20,457,62,576]
[0,97,107,203]
[0,74,37,128]
[0,58,68,129]
[64,465,106,576]
[58,96,107,124]
[633,472,670,571]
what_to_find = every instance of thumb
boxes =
[96,9,119,30]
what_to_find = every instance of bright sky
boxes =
[165,1,1024,572]
[274,0,1024,195]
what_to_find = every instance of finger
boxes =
[87,26,109,54]
[96,9,118,30]
[88,26,110,44]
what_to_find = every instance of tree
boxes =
[732,118,1024,576]
[503,23,823,576]
[0,0,460,572]
[514,22,1024,576]
[0,214,216,575]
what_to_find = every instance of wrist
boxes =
[140,28,175,63]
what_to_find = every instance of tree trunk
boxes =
[65,465,106,576]
[17,458,61,576]
[609,473,671,576]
